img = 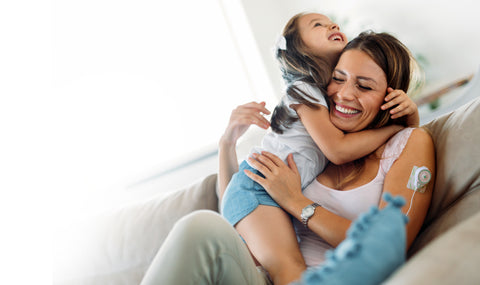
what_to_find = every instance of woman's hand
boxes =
[244,152,303,209]
[220,101,271,146]
[381,87,420,127]
[218,102,271,199]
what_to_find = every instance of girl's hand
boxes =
[244,152,303,208]
[220,101,271,146]
[381,87,420,127]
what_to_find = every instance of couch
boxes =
[54,76,480,284]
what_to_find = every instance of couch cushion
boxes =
[413,96,480,253]
[384,210,480,285]
[53,173,219,285]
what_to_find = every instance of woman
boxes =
[140,32,435,285]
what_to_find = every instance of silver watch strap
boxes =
[302,203,320,228]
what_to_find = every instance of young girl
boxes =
[220,13,419,285]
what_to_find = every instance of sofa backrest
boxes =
[410,96,480,255]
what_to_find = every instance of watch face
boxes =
[302,206,314,217]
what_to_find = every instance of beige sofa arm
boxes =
[54,174,219,285]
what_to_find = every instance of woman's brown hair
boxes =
[335,31,416,189]
[344,31,414,129]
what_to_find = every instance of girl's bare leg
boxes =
[236,205,306,285]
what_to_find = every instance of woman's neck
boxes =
[319,143,386,190]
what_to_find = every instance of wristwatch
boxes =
[301,203,321,228]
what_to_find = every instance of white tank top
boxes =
[294,128,414,267]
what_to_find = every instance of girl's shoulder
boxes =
[287,81,327,107]
[291,81,323,94]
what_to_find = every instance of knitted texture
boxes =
[294,193,408,285]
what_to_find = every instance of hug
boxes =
[54,11,480,285]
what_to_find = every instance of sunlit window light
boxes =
[51,0,274,221]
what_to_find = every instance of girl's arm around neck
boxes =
[382,87,420,127]
[295,104,402,165]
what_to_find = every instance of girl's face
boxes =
[298,13,347,62]
[327,49,388,132]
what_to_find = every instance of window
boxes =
[52,0,274,219]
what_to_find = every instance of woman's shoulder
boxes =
[390,127,432,145]
[380,127,434,173]
[408,127,433,140]
[403,127,435,152]
[384,128,415,154]
[382,127,430,156]
[387,127,434,157]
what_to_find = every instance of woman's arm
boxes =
[296,104,402,165]
[217,102,271,201]
[245,152,351,247]
[243,130,434,250]
[379,128,435,248]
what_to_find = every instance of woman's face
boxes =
[327,49,388,132]
[297,13,347,61]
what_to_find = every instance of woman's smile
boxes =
[333,103,361,116]
[327,49,388,132]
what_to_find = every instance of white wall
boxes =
[240,0,480,100]
[126,0,480,200]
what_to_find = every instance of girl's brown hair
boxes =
[270,13,334,134]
